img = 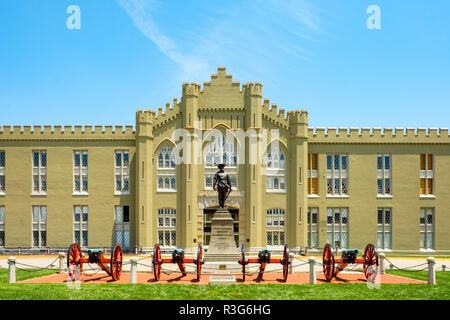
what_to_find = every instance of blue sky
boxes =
[0,0,449,128]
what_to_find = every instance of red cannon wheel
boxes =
[282,244,290,282]
[67,243,83,281]
[152,243,162,281]
[363,243,379,281]
[240,243,246,282]
[195,243,203,281]
[323,243,335,281]
[110,243,123,281]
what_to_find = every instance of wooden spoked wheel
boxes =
[363,243,379,281]
[240,243,246,282]
[323,243,335,282]
[152,243,162,281]
[67,243,83,281]
[110,243,123,281]
[282,244,289,282]
[196,243,203,281]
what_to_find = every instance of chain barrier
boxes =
[14,257,60,271]
[383,257,429,272]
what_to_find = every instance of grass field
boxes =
[0,268,448,300]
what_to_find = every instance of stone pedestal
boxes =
[204,208,241,262]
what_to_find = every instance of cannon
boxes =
[152,243,204,281]
[322,243,379,282]
[67,243,123,281]
[238,243,291,282]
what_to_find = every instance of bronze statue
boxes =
[213,164,232,208]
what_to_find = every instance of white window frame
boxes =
[115,151,130,195]
[420,154,434,197]
[266,148,286,193]
[204,135,237,169]
[326,208,349,249]
[32,151,47,195]
[377,208,392,250]
[74,206,88,247]
[266,208,286,248]
[32,206,47,247]
[157,208,176,248]
[0,151,5,195]
[307,208,319,249]
[377,154,392,197]
[157,147,176,192]
[420,208,434,250]
[326,154,348,197]
[73,151,88,195]
[0,206,5,247]
[114,206,130,249]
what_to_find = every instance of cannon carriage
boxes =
[152,243,205,281]
[322,243,379,282]
[238,243,291,282]
[67,243,123,281]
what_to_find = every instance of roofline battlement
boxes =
[0,125,136,141]
[308,127,450,144]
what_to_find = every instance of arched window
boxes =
[204,134,238,190]
[266,147,286,192]
[157,146,176,192]
[157,208,176,248]
[266,208,286,247]
[158,146,175,169]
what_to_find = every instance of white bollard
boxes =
[379,253,385,274]
[130,257,138,284]
[8,256,16,284]
[427,257,436,285]
[289,253,294,275]
[308,257,317,285]
[58,252,65,274]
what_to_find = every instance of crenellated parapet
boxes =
[182,82,201,97]
[308,127,450,144]
[242,82,263,97]
[151,98,181,130]
[0,125,135,141]
[261,98,291,130]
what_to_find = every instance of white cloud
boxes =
[117,0,324,81]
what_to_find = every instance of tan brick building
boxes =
[0,67,449,255]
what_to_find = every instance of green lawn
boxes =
[0,268,448,300]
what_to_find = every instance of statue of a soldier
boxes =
[213,164,232,208]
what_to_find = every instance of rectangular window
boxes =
[266,209,286,247]
[307,208,319,249]
[115,151,130,194]
[157,208,176,248]
[114,206,130,249]
[0,206,5,247]
[308,153,318,195]
[0,151,5,193]
[32,206,47,247]
[266,176,286,192]
[326,154,348,196]
[204,174,237,190]
[420,154,434,196]
[326,208,349,248]
[420,208,434,250]
[32,151,47,194]
[377,154,391,196]
[377,208,392,250]
[74,151,88,194]
[74,206,88,247]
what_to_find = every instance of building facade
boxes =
[0,67,449,254]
